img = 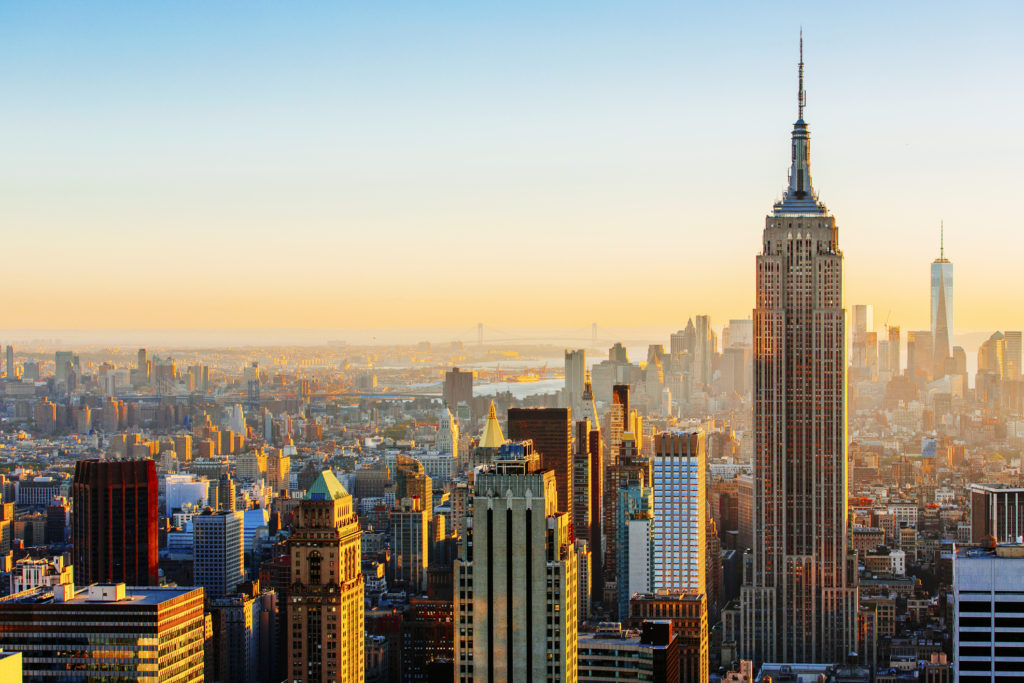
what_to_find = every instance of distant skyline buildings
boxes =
[932,223,955,376]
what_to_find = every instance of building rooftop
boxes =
[306,470,349,501]
[479,400,505,449]
[0,584,201,607]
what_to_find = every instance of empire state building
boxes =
[739,36,858,664]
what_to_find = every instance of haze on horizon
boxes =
[2,2,1022,332]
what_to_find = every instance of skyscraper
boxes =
[0,584,206,683]
[1005,330,1022,380]
[931,223,954,377]
[193,509,244,599]
[454,442,578,682]
[507,407,573,518]
[72,459,159,586]
[651,431,706,594]
[443,367,473,410]
[287,470,364,682]
[739,37,857,664]
[694,315,714,389]
[436,405,459,458]
[392,496,430,593]
[564,349,586,416]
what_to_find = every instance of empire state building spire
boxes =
[739,32,857,666]
[775,31,826,216]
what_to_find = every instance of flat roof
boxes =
[0,585,201,607]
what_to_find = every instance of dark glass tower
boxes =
[72,459,159,586]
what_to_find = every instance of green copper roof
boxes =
[306,470,348,501]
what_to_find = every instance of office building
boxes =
[969,483,1024,543]
[740,40,857,664]
[577,621,679,683]
[931,226,954,376]
[616,468,653,620]
[217,473,237,512]
[193,509,244,599]
[907,330,933,381]
[507,407,573,518]
[436,405,459,458]
[0,584,205,683]
[652,431,706,593]
[9,555,73,594]
[286,470,365,682]
[165,473,209,515]
[604,432,650,606]
[564,349,586,416]
[953,544,1024,680]
[401,597,455,681]
[395,454,433,508]
[629,592,708,683]
[1005,330,1022,380]
[454,442,578,682]
[443,367,473,411]
[72,459,159,586]
[208,588,280,683]
[694,315,714,389]
[887,325,902,377]
[5,345,13,381]
[393,496,430,593]
[852,305,873,341]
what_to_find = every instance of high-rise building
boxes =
[888,325,902,377]
[396,454,433,508]
[436,406,459,458]
[193,509,244,599]
[564,349,586,416]
[1005,330,1023,380]
[5,345,13,381]
[454,442,578,682]
[604,432,650,607]
[615,467,653,621]
[607,384,629,468]
[507,407,573,518]
[851,305,873,342]
[578,371,600,431]
[953,544,1024,680]
[907,330,933,381]
[931,224,954,377]
[969,483,1024,544]
[651,431,706,594]
[577,621,680,683]
[286,470,364,682]
[218,473,237,512]
[572,420,595,566]
[392,497,430,593]
[443,367,473,411]
[694,315,714,389]
[739,38,857,664]
[629,593,708,683]
[0,584,205,683]
[72,459,159,586]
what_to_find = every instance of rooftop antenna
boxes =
[798,28,806,120]
[940,220,945,260]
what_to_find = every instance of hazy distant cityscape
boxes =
[1,3,1022,683]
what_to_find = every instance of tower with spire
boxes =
[738,34,858,665]
[931,222,954,377]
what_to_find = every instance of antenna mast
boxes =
[798,29,806,120]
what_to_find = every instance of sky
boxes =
[1,1,1022,336]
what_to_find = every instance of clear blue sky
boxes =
[1,1,1021,332]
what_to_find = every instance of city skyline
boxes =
[2,3,1023,331]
